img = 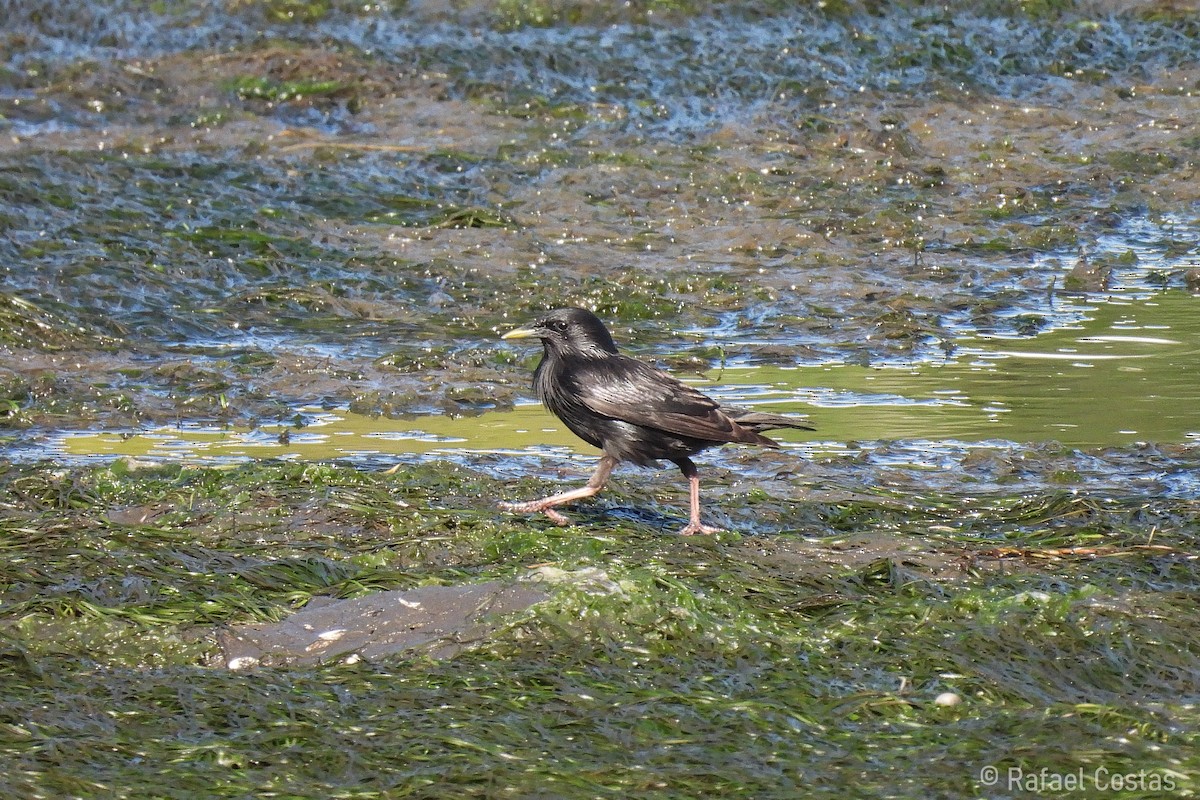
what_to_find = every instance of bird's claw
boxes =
[541,509,572,526]
[678,522,724,536]
[498,500,573,526]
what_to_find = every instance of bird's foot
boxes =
[498,500,573,526]
[541,509,572,526]
[677,521,724,536]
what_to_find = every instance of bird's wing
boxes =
[572,357,763,444]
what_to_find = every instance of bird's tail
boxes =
[723,408,816,433]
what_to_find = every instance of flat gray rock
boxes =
[220,580,549,668]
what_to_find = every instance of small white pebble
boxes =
[934,692,962,707]
[227,656,259,671]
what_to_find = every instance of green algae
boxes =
[0,458,1197,797]
[0,293,109,352]
[225,74,344,103]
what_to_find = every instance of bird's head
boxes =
[501,307,620,358]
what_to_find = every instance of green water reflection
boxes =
[60,292,1199,462]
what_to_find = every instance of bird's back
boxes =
[535,348,789,465]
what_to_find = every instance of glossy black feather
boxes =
[513,307,812,467]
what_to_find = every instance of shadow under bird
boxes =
[499,307,814,535]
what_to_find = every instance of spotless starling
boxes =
[500,307,813,535]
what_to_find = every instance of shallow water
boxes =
[44,288,1199,469]
[3,2,1200,451]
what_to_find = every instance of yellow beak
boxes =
[501,326,539,340]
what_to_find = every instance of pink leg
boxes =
[500,455,617,526]
[674,458,724,536]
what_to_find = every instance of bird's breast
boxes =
[534,360,606,450]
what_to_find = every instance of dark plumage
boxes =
[499,307,814,535]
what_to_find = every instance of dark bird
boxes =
[499,307,814,535]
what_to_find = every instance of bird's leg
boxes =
[499,455,617,526]
[673,457,724,536]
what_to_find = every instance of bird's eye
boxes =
[547,319,568,333]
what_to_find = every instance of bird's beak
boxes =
[501,325,539,340]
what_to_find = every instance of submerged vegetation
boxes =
[0,456,1198,796]
[1,0,1199,796]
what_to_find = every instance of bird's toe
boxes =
[499,499,574,526]
[678,522,724,536]
[499,499,541,513]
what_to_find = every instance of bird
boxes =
[499,307,814,535]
